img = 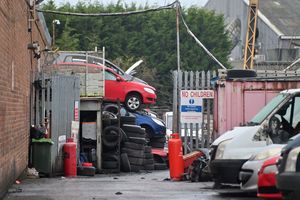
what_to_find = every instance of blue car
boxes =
[133,110,166,139]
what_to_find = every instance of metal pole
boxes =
[52,22,55,48]
[176,0,181,134]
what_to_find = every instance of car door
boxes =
[104,70,125,102]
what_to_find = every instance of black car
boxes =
[276,134,300,200]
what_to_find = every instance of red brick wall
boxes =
[0,0,48,197]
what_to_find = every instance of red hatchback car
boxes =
[257,155,282,199]
[55,62,157,111]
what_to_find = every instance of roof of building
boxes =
[259,0,300,36]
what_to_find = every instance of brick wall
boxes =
[0,0,48,197]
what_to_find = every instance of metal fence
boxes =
[173,70,216,154]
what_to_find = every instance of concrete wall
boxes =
[0,0,48,197]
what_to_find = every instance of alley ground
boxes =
[3,170,258,200]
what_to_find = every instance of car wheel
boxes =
[125,93,142,111]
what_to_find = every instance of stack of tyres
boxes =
[121,124,147,172]
[143,146,154,170]
[101,126,122,171]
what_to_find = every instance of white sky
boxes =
[50,0,208,8]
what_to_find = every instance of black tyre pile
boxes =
[101,126,123,171]
[101,105,166,173]
[120,122,155,172]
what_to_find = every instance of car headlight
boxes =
[152,118,165,126]
[215,139,232,159]
[249,147,282,161]
[285,147,300,172]
[263,164,277,174]
[144,88,155,94]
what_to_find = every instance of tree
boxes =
[41,2,231,109]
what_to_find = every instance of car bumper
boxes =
[277,172,300,194]
[239,159,264,192]
[143,94,156,104]
[257,173,281,199]
[209,159,247,184]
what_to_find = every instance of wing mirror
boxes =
[116,77,122,82]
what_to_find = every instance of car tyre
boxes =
[125,93,142,112]
[120,153,131,172]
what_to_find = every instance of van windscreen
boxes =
[250,93,288,125]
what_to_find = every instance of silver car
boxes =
[238,144,283,192]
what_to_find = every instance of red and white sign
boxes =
[74,101,79,121]
[180,90,214,124]
[181,90,214,99]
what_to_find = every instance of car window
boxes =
[292,96,300,128]
[250,93,288,124]
[105,71,117,81]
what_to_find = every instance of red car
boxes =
[54,62,156,111]
[257,155,282,199]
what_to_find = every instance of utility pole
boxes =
[173,0,181,134]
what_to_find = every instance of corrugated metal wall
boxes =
[51,75,80,174]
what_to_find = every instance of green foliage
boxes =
[41,2,231,109]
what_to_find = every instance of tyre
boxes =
[141,125,154,142]
[120,153,131,172]
[154,163,168,170]
[149,141,165,148]
[123,142,145,150]
[128,137,147,145]
[144,159,154,165]
[102,111,118,127]
[226,69,257,79]
[121,147,144,158]
[102,161,118,169]
[144,164,154,170]
[121,124,144,134]
[125,93,142,112]
[103,104,119,114]
[144,146,152,153]
[144,153,153,159]
[102,153,119,161]
[124,131,145,138]
[120,116,136,125]
[102,126,121,148]
[128,157,144,166]
[130,164,141,172]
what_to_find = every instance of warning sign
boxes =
[180,90,214,124]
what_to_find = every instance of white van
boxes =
[209,89,300,186]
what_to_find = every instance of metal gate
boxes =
[173,70,215,154]
[33,74,80,174]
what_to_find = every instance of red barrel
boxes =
[63,138,77,177]
[168,133,184,181]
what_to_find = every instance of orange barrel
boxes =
[168,133,184,181]
[63,138,77,177]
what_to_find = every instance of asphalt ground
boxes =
[3,170,258,200]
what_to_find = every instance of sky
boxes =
[50,0,208,8]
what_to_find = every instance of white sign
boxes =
[180,90,214,124]
[71,121,79,143]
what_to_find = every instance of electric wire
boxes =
[37,0,227,70]
[37,1,177,17]
[178,4,227,70]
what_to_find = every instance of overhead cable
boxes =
[178,5,227,70]
[37,1,177,17]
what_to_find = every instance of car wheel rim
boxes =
[128,97,140,110]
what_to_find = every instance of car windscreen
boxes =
[250,93,289,125]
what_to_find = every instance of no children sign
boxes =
[180,90,214,124]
